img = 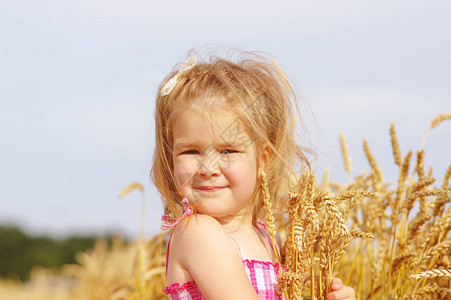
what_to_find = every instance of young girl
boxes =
[151,51,355,299]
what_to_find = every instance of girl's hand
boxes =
[325,278,356,300]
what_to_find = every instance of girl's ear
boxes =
[259,145,272,174]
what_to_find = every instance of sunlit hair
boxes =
[151,50,312,224]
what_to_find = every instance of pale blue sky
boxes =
[1,0,450,239]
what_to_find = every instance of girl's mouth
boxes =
[194,186,227,192]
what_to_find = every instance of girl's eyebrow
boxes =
[216,141,238,148]
[173,142,198,151]
[173,140,240,151]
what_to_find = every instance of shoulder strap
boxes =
[229,222,274,261]
[230,236,247,260]
[163,198,193,275]
[165,228,176,275]
[255,221,274,249]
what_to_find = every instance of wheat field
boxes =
[1,114,450,299]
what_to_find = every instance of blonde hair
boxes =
[151,50,310,223]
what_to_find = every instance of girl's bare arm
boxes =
[169,215,260,300]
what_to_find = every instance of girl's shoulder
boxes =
[171,214,224,243]
[170,214,236,261]
[169,214,245,268]
[168,215,260,299]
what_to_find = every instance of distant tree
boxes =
[0,225,31,281]
[0,224,120,281]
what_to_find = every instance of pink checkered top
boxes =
[164,222,285,300]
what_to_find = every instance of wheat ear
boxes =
[410,268,451,279]
[340,132,353,180]
[390,122,402,167]
[261,171,289,299]
[420,112,451,150]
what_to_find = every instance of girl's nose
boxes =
[197,156,220,177]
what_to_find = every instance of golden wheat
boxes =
[118,182,144,198]
[390,122,402,167]
[410,268,451,279]
[339,132,353,178]
[420,112,451,150]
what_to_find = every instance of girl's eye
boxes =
[221,149,238,154]
[181,150,199,155]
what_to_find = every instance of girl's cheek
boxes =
[219,160,234,174]
[218,154,238,172]
[220,160,242,181]
[174,159,198,187]
[174,167,191,188]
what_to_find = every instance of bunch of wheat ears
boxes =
[275,113,451,299]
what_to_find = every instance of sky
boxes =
[1,0,450,240]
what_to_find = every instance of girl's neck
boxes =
[215,212,254,234]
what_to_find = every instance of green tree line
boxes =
[0,225,121,281]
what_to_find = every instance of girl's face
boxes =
[172,108,259,219]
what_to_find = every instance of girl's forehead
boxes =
[172,108,254,147]
[174,107,236,130]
